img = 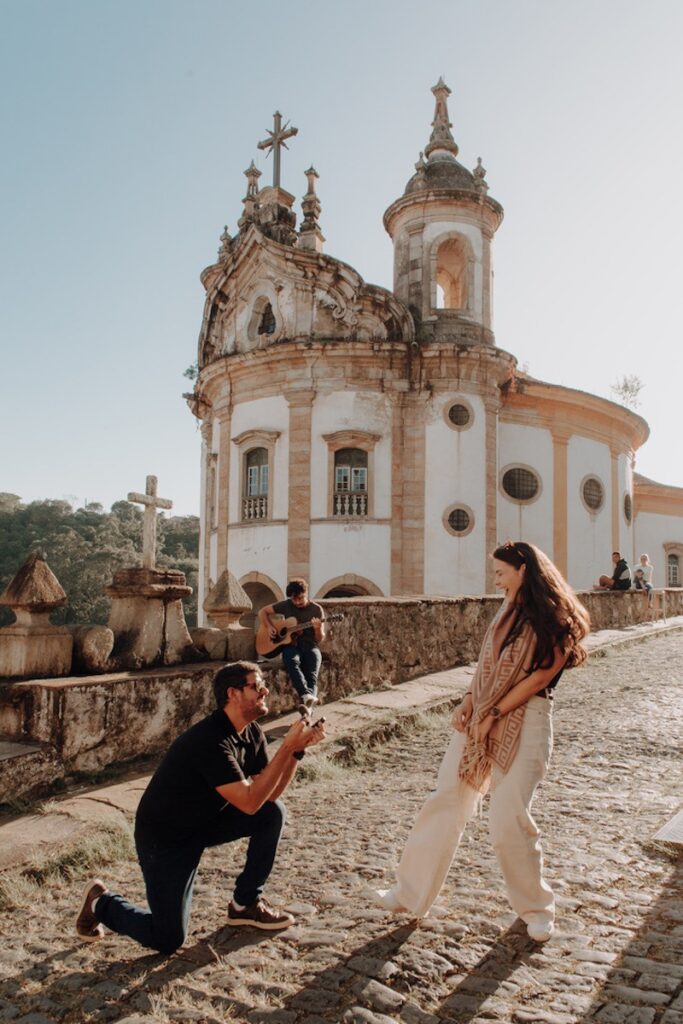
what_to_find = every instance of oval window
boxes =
[502,467,539,502]
[582,477,604,512]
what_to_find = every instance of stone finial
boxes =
[217,225,232,260]
[413,151,427,187]
[0,552,72,679]
[473,157,489,194]
[244,160,262,198]
[299,165,325,253]
[203,569,252,625]
[424,76,459,161]
[0,551,66,617]
[239,160,262,230]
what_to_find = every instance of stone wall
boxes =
[1,588,681,802]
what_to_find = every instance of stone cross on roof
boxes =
[257,111,298,188]
[127,475,173,570]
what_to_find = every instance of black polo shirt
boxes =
[136,710,268,837]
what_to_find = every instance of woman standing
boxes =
[376,542,590,942]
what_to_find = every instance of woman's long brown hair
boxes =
[493,541,590,670]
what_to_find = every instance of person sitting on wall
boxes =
[76,661,325,954]
[596,551,631,591]
[633,552,654,607]
[259,579,326,709]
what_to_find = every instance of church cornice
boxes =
[383,189,504,237]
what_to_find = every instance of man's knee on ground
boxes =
[153,924,188,956]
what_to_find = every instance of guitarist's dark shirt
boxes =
[272,598,325,651]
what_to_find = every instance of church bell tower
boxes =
[383,78,504,346]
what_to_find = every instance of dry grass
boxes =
[0,820,135,912]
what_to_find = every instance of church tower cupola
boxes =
[383,79,504,347]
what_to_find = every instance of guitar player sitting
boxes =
[258,579,326,709]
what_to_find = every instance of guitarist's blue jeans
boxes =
[282,644,322,699]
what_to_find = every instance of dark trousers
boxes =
[95,799,286,955]
[281,644,322,699]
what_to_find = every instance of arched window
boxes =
[435,237,468,309]
[334,448,368,517]
[668,553,680,587]
[257,302,276,335]
[243,447,269,520]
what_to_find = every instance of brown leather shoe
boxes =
[227,898,294,930]
[76,879,107,942]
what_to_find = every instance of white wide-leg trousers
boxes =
[389,696,555,923]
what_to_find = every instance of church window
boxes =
[501,466,540,503]
[624,493,633,524]
[334,448,368,517]
[446,403,473,428]
[435,236,468,309]
[443,503,475,537]
[668,554,680,587]
[243,447,269,520]
[581,476,604,513]
[257,302,276,335]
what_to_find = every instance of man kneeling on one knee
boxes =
[76,660,325,954]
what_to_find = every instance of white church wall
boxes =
[566,435,612,589]
[634,511,683,588]
[496,423,553,557]
[309,523,391,597]
[228,396,290,523]
[226,524,289,593]
[310,390,392,520]
[424,393,487,594]
[618,453,634,562]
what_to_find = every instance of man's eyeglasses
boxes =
[245,679,268,695]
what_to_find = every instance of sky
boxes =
[2,0,682,516]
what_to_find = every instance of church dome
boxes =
[404,157,476,195]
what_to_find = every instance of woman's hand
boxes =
[470,714,495,744]
[452,693,473,733]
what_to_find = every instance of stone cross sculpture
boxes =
[257,110,298,188]
[127,475,173,569]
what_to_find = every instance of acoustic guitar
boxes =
[256,613,344,658]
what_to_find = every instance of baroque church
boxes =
[187,80,683,617]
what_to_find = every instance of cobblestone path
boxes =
[1,632,682,1024]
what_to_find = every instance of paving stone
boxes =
[593,1006,656,1024]
[603,985,671,1007]
[353,978,405,1013]
[343,1009,400,1024]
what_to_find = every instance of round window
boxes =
[448,403,470,428]
[624,493,633,524]
[448,508,470,533]
[502,467,539,502]
[443,503,474,537]
[582,477,604,511]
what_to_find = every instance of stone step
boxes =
[0,736,60,806]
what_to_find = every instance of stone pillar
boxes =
[552,428,570,578]
[390,389,406,594]
[286,389,314,581]
[105,568,197,670]
[199,420,214,618]
[392,390,426,594]
[215,398,232,577]
[484,396,499,593]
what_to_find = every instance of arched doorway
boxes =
[315,574,384,600]
[239,573,284,629]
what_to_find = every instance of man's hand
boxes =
[452,693,473,733]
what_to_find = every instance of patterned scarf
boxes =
[458,600,536,794]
